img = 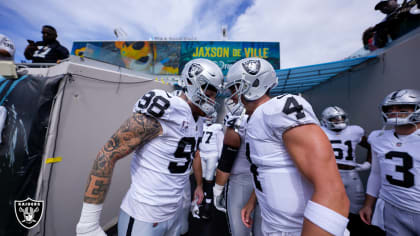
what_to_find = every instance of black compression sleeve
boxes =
[217,144,240,173]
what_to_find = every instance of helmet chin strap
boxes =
[382,120,419,134]
[186,73,218,116]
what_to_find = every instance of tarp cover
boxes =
[0,74,63,236]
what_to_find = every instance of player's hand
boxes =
[355,162,371,171]
[213,184,226,213]
[76,203,106,236]
[241,202,255,228]
[359,205,372,225]
[194,185,204,205]
[24,43,37,52]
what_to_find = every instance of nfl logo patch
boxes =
[181,121,189,134]
[14,198,44,229]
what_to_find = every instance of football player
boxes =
[75,58,224,236]
[227,57,350,236]
[320,106,373,235]
[212,84,263,235]
[197,112,224,220]
[359,89,420,236]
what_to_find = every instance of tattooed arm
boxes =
[84,112,162,203]
[76,113,162,235]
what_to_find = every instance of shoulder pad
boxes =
[351,125,365,136]
[368,130,384,144]
[264,94,319,129]
[133,89,187,120]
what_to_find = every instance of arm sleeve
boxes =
[58,45,69,59]
[366,149,381,197]
[24,45,36,60]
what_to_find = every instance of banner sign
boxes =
[71,41,280,75]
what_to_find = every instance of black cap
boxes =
[375,1,389,10]
[42,25,57,33]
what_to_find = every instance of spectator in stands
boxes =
[0,34,15,61]
[373,1,399,48]
[362,27,378,51]
[375,0,399,16]
[373,0,420,48]
[24,25,69,63]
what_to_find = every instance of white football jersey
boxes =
[199,123,224,158]
[121,89,200,222]
[368,129,420,213]
[245,94,319,232]
[231,114,252,175]
[322,125,364,166]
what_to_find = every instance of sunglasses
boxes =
[41,31,55,35]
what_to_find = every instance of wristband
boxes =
[213,183,224,195]
[304,200,349,236]
[76,203,103,234]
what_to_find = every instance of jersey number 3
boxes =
[385,151,414,188]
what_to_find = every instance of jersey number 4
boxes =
[282,96,305,119]
[385,151,414,188]
[246,143,263,192]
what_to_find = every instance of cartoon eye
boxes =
[138,56,149,63]
[132,42,145,50]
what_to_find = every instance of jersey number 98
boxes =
[138,91,170,118]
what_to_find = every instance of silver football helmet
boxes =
[321,106,349,131]
[180,58,224,116]
[171,89,183,97]
[381,89,420,126]
[225,57,278,102]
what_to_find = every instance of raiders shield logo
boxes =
[242,60,261,75]
[188,63,203,78]
[14,198,44,229]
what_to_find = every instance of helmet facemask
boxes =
[321,106,349,131]
[181,60,223,116]
[380,89,420,129]
[224,76,249,116]
[381,104,419,126]
[205,112,218,124]
[327,115,348,130]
